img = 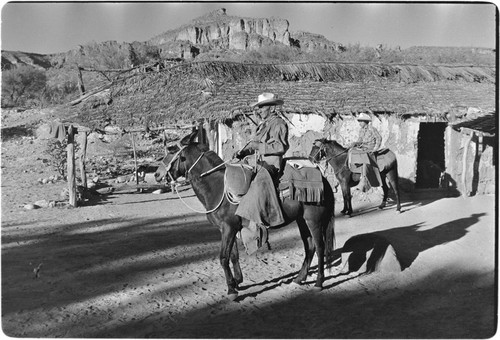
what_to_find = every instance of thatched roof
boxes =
[451,113,496,136]
[64,60,496,130]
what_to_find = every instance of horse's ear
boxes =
[180,131,198,146]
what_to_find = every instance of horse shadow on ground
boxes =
[234,271,299,301]
[237,212,485,299]
[350,182,461,217]
[333,212,486,275]
[235,248,358,301]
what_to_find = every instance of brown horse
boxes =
[155,131,336,299]
[309,139,401,217]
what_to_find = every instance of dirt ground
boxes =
[1,109,497,338]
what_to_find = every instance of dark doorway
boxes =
[416,123,447,189]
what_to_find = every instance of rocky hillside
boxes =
[148,8,343,59]
[1,50,53,70]
[1,8,345,71]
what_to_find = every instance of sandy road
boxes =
[1,178,496,338]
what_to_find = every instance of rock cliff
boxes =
[2,8,345,69]
[148,8,293,57]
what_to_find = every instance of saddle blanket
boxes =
[349,150,377,173]
[280,162,324,203]
[348,150,382,187]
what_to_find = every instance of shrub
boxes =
[1,65,47,108]
[44,139,80,178]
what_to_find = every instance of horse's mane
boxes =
[329,140,347,150]
[204,149,224,166]
[316,138,347,150]
[188,143,224,166]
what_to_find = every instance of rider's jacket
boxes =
[356,125,381,152]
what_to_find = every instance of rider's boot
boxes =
[241,221,269,255]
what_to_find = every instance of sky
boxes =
[1,1,497,54]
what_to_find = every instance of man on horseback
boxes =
[350,112,382,192]
[236,92,289,183]
[235,93,289,254]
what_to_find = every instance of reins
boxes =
[173,182,225,214]
[313,142,349,176]
[165,147,226,214]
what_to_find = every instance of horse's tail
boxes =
[324,213,336,268]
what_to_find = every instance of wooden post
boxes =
[477,133,484,158]
[197,120,206,145]
[217,123,223,158]
[462,130,473,197]
[67,125,77,207]
[79,131,88,188]
[163,129,168,155]
[131,132,140,190]
[77,66,85,95]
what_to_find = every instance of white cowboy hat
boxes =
[357,112,372,122]
[250,93,284,107]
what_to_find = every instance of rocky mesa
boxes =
[2,8,344,70]
[148,8,343,59]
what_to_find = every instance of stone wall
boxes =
[216,113,495,195]
[217,113,420,189]
[445,128,496,195]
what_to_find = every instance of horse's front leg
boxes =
[340,180,353,217]
[378,173,389,210]
[311,221,325,290]
[387,170,401,213]
[219,223,239,299]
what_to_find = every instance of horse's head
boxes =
[155,144,182,182]
[154,130,209,183]
[308,139,328,163]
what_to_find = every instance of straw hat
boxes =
[250,93,284,107]
[357,112,372,122]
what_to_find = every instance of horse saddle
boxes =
[279,159,324,203]
[224,162,254,198]
[348,149,388,173]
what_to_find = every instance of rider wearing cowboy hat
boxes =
[237,93,289,181]
[236,93,289,255]
[350,112,382,191]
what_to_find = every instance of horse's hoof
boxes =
[290,280,301,286]
[227,292,239,301]
[344,214,352,218]
[312,285,323,292]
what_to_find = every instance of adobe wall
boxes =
[445,128,496,195]
[218,113,420,190]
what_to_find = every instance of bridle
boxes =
[163,145,225,214]
[311,140,350,176]
[309,142,327,162]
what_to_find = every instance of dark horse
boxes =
[309,139,401,217]
[155,131,336,299]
